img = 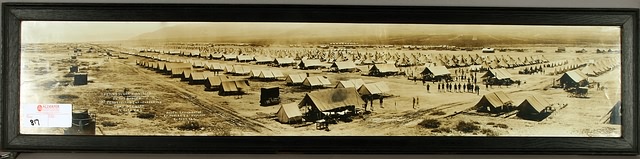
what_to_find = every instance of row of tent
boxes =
[580,58,620,77]
[475,91,621,123]
[134,58,253,95]
[474,91,553,120]
[130,46,550,71]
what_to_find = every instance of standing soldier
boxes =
[463,84,466,93]
[454,83,458,93]
[380,97,384,108]
[475,84,480,95]
[438,83,441,92]
[426,84,430,93]
[412,97,416,109]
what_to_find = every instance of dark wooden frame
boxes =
[1,3,638,154]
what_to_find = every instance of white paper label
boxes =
[21,104,72,127]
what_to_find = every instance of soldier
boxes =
[412,97,416,109]
[426,84,430,93]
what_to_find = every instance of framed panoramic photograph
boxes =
[1,3,638,154]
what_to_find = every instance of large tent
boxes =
[298,88,364,120]
[188,71,215,84]
[258,70,285,79]
[219,80,251,96]
[357,82,391,96]
[330,61,358,72]
[276,103,303,123]
[368,64,400,76]
[474,91,514,113]
[335,79,366,89]
[204,75,230,90]
[237,55,255,62]
[285,74,307,85]
[559,70,589,88]
[302,76,332,87]
[517,95,554,120]
[229,65,250,75]
[254,56,273,64]
[298,59,326,69]
[420,66,452,81]
[274,58,296,67]
[482,69,513,80]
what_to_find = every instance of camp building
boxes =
[330,61,358,72]
[357,82,391,97]
[298,88,364,121]
[558,70,589,89]
[420,66,452,81]
[517,95,554,121]
[474,91,515,113]
[368,64,399,77]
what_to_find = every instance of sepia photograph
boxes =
[19,21,622,137]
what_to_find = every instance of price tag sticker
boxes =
[21,104,72,127]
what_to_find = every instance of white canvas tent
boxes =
[276,103,303,123]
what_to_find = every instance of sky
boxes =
[21,21,180,43]
[20,21,620,44]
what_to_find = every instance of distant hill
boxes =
[129,23,620,46]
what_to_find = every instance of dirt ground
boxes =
[19,44,621,137]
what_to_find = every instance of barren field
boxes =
[19,44,621,137]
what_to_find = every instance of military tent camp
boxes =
[357,82,391,96]
[474,91,515,113]
[330,61,358,72]
[285,74,307,85]
[302,76,332,88]
[420,66,452,81]
[219,80,251,96]
[335,79,365,89]
[298,88,364,120]
[204,75,230,90]
[276,103,303,123]
[559,70,589,89]
[517,95,554,121]
[368,64,400,76]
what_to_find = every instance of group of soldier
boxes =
[435,82,480,95]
